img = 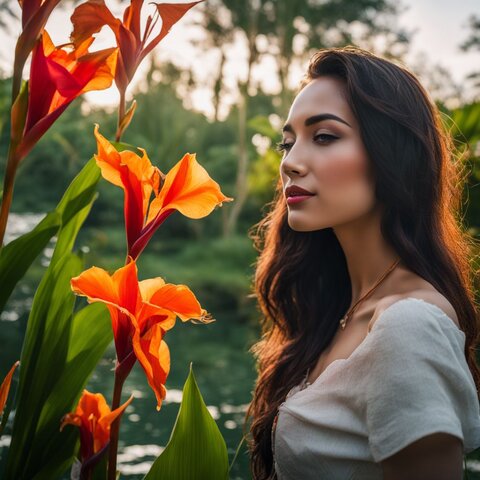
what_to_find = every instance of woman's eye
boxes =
[314,133,338,144]
[275,141,293,153]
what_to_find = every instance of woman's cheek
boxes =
[318,143,370,187]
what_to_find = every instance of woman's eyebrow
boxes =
[282,113,352,133]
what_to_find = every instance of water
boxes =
[0,213,258,479]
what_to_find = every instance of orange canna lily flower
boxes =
[61,390,133,462]
[70,0,203,96]
[71,257,212,410]
[0,361,20,419]
[12,31,117,164]
[12,0,62,101]
[93,125,233,259]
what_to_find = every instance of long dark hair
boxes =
[245,46,480,479]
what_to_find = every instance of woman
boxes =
[246,46,480,480]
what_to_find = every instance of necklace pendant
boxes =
[340,317,347,329]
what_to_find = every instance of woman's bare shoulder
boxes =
[368,288,460,332]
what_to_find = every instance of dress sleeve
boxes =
[365,298,480,463]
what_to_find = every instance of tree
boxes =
[460,14,480,99]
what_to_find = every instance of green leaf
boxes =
[4,253,83,480]
[51,156,100,264]
[144,364,229,480]
[0,210,61,312]
[31,304,112,480]
[0,156,100,315]
[3,157,109,480]
[111,140,143,155]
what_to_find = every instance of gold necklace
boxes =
[339,258,401,330]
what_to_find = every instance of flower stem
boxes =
[115,89,126,143]
[107,369,126,480]
[0,146,20,248]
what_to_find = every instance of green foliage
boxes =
[144,364,229,480]
[0,142,101,318]
[442,102,480,231]
[0,210,61,312]
[449,102,480,147]
[2,159,112,480]
[247,114,282,204]
[137,235,256,316]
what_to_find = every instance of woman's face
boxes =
[279,76,377,232]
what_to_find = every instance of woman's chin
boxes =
[287,219,316,232]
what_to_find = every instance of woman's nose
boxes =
[281,152,307,177]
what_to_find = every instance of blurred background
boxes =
[0,0,479,478]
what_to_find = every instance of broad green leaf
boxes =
[0,210,61,312]
[4,253,82,479]
[0,155,100,314]
[51,156,100,263]
[3,158,108,480]
[145,364,229,480]
[31,304,112,480]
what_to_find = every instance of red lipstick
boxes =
[285,185,315,205]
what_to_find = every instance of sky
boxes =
[0,0,478,118]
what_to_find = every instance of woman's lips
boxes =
[286,195,314,205]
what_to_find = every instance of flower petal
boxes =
[61,389,133,458]
[76,47,118,94]
[59,412,81,430]
[138,277,166,302]
[70,0,121,48]
[93,123,123,187]
[148,283,205,322]
[93,126,161,252]
[146,153,233,223]
[71,261,139,360]
[71,265,118,306]
[140,1,203,62]
[17,31,116,163]
[132,325,170,411]
[111,257,141,315]
[78,389,111,420]
[0,361,19,418]
[96,393,133,453]
[13,0,62,95]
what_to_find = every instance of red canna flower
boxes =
[70,0,203,96]
[93,125,233,259]
[0,361,19,420]
[70,257,212,410]
[12,32,117,164]
[61,390,133,462]
[1,26,118,249]
[12,0,62,101]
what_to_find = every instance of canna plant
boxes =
[11,0,63,102]
[61,390,133,480]
[1,0,233,479]
[93,124,233,259]
[70,0,203,140]
[1,29,117,247]
[71,113,231,478]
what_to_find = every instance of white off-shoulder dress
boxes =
[273,297,480,480]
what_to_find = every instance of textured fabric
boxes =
[274,297,480,480]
